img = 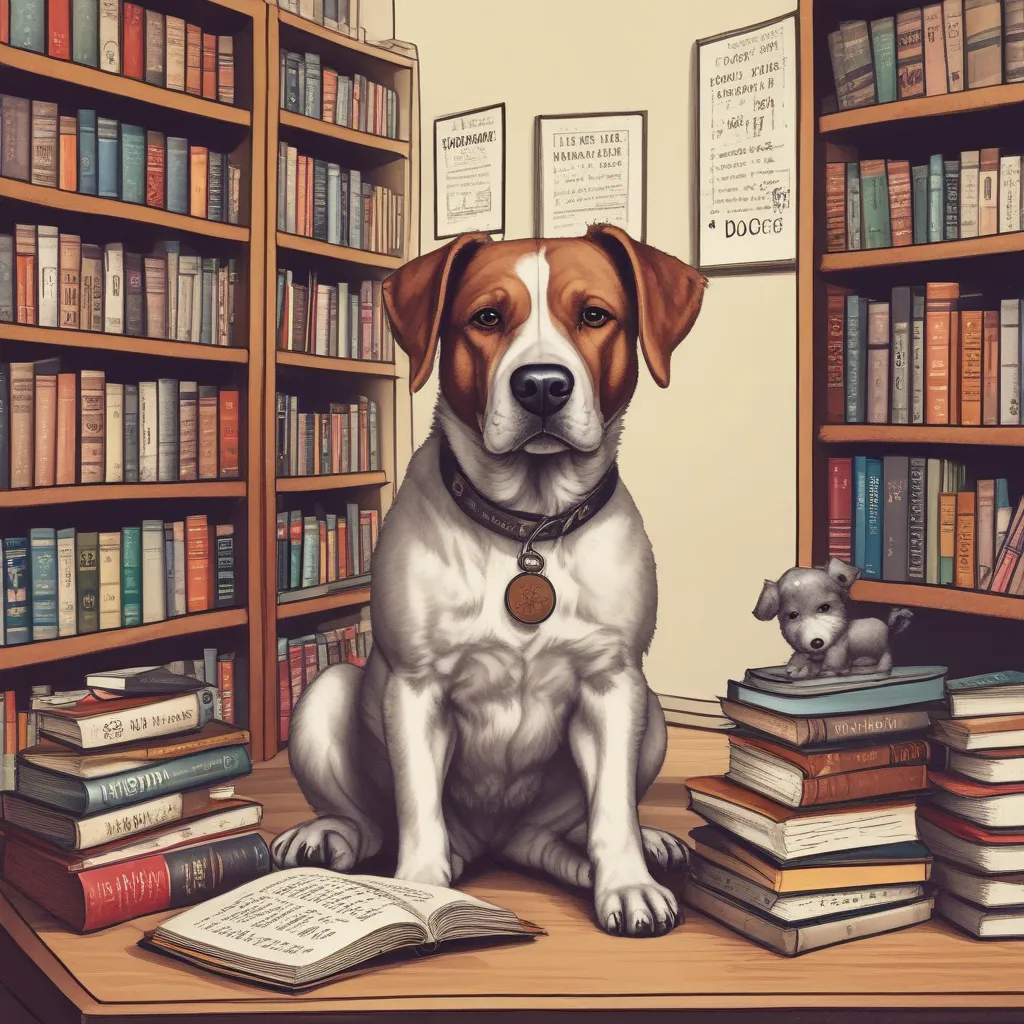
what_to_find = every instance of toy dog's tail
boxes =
[888,607,914,635]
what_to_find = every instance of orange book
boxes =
[186,23,202,95]
[189,146,208,219]
[322,68,339,122]
[959,308,983,425]
[956,490,977,589]
[925,282,958,424]
[0,0,9,44]
[887,160,913,246]
[983,309,999,426]
[198,387,218,480]
[48,0,70,59]
[949,297,961,425]
[122,2,145,79]
[33,372,57,487]
[3,691,16,755]
[185,514,210,613]
[55,373,77,485]
[217,657,235,726]
[825,163,846,253]
[218,390,239,479]
[17,711,29,751]
[58,115,76,190]
[201,32,217,99]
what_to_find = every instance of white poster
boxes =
[697,13,798,272]
[536,111,646,240]
[434,104,505,238]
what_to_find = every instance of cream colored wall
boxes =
[390,0,797,699]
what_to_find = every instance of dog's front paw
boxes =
[271,815,361,871]
[395,854,453,889]
[594,876,679,937]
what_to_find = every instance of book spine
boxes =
[943,159,960,239]
[121,525,142,627]
[123,384,139,483]
[955,490,976,588]
[56,527,77,637]
[864,457,883,579]
[908,457,927,581]
[141,519,166,623]
[215,525,234,608]
[218,390,239,478]
[97,531,121,629]
[3,538,29,644]
[1002,300,1022,424]
[79,369,105,483]
[185,515,210,613]
[75,531,99,634]
[821,709,931,744]
[104,382,123,482]
[882,456,909,582]
[983,308,1000,425]
[977,479,996,590]
[800,764,928,806]
[29,527,57,640]
[157,379,179,482]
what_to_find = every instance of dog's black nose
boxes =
[510,364,574,417]
[809,638,825,650]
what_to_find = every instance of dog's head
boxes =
[752,559,860,658]
[381,225,706,455]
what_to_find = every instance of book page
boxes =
[157,868,425,967]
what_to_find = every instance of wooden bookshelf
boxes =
[259,5,418,758]
[820,425,1024,447]
[0,2,269,756]
[820,232,1024,271]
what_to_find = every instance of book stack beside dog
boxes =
[0,667,268,933]
[918,669,1024,940]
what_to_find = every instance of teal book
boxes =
[911,165,928,244]
[870,17,897,102]
[166,137,189,214]
[29,527,57,642]
[3,536,30,645]
[11,0,45,53]
[18,745,252,815]
[944,159,960,240]
[844,295,866,423]
[301,517,319,588]
[121,526,142,627]
[96,117,119,199]
[71,0,99,67]
[728,665,948,717]
[346,502,360,573]
[845,163,862,250]
[77,110,98,196]
[860,160,892,249]
[120,124,146,205]
[947,670,1024,692]
[864,457,883,579]
[927,154,944,243]
[289,510,302,589]
[853,455,868,570]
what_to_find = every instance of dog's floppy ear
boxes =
[752,580,780,621]
[382,232,490,392]
[826,557,861,590]
[586,223,707,388]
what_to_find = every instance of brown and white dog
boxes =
[271,224,707,937]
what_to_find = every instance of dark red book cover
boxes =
[122,3,145,79]
[47,0,70,59]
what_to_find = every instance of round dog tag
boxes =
[505,550,556,625]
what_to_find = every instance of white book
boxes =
[173,521,186,617]
[139,381,158,482]
[943,0,965,90]
[99,0,120,72]
[98,531,121,630]
[960,150,980,238]
[103,243,124,334]
[56,528,77,638]
[315,285,330,355]
[923,5,948,95]
[337,280,349,358]
[286,146,298,233]
[189,263,202,344]
[37,225,59,328]
[1001,300,1022,424]
[1002,156,1022,232]
[104,382,123,482]
[327,163,341,244]
[141,520,167,623]
[166,249,179,342]
[979,157,999,237]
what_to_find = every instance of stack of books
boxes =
[684,664,944,955]
[921,669,1024,939]
[0,670,267,933]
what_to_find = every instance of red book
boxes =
[828,457,853,562]
[122,3,145,79]
[201,32,217,99]
[48,0,70,59]
[278,652,291,744]
[184,514,210,613]
[217,655,235,726]
[218,390,239,478]
[918,802,1024,844]
[1,0,9,44]
[185,23,202,95]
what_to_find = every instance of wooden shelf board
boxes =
[851,580,1024,620]
[0,609,247,671]
[0,178,250,242]
[819,425,1024,446]
[276,351,398,376]
[277,10,416,68]
[0,44,251,125]
[278,110,409,156]
[277,231,402,268]
[276,471,388,492]
[0,481,246,508]
[821,233,1024,271]
[820,83,1024,133]
[0,322,248,362]
[277,586,371,620]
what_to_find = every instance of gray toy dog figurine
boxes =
[753,558,913,679]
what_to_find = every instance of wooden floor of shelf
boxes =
[0,43,251,126]
[278,110,409,156]
[821,232,1024,271]
[819,425,1024,446]
[0,178,249,242]
[276,9,416,68]
[851,579,1024,619]
[0,481,246,508]
[276,585,370,619]
[277,231,402,269]
[276,471,387,492]
[276,351,397,376]
[0,608,247,670]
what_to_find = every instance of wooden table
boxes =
[3,726,1024,1022]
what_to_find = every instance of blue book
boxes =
[844,295,865,423]
[77,110,98,196]
[947,670,1024,692]
[29,527,57,641]
[3,537,30,645]
[927,154,944,243]
[349,168,362,249]
[71,0,99,66]
[166,137,189,214]
[120,125,146,205]
[853,456,868,569]
[864,457,883,579]
[121,526,141,627]
[19,745,253,815]
[10,0,44,53]
[96,117,119,199]
[911,165,928,244]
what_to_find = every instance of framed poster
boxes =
[535,111,647,240]
[695,12,799,273]
[433,103,506,239]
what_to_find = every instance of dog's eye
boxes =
[818,603,830,613]
[470,308,502,330]
[580,305,610,328]
[788,611,799,620]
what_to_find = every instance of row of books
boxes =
[275,393,379,478]
[684,665,943,954]
[0,674,264,933]
[4,0,237,105]
[827,285,1024,426]
[275,504,377,596]
[828,455,1024,593]
[827,150,1024,253]
[276,143,404,256]
[280,48,399,140]
[0,96,244,224]
[0,364,240,490]
[826,1,1015,111]
[275,0,356,37]
[1,225,238,346]
[278,618,372,743]
[1,515,236,645]
[275,269,394,362]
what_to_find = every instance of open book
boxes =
[141,867,543,989]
